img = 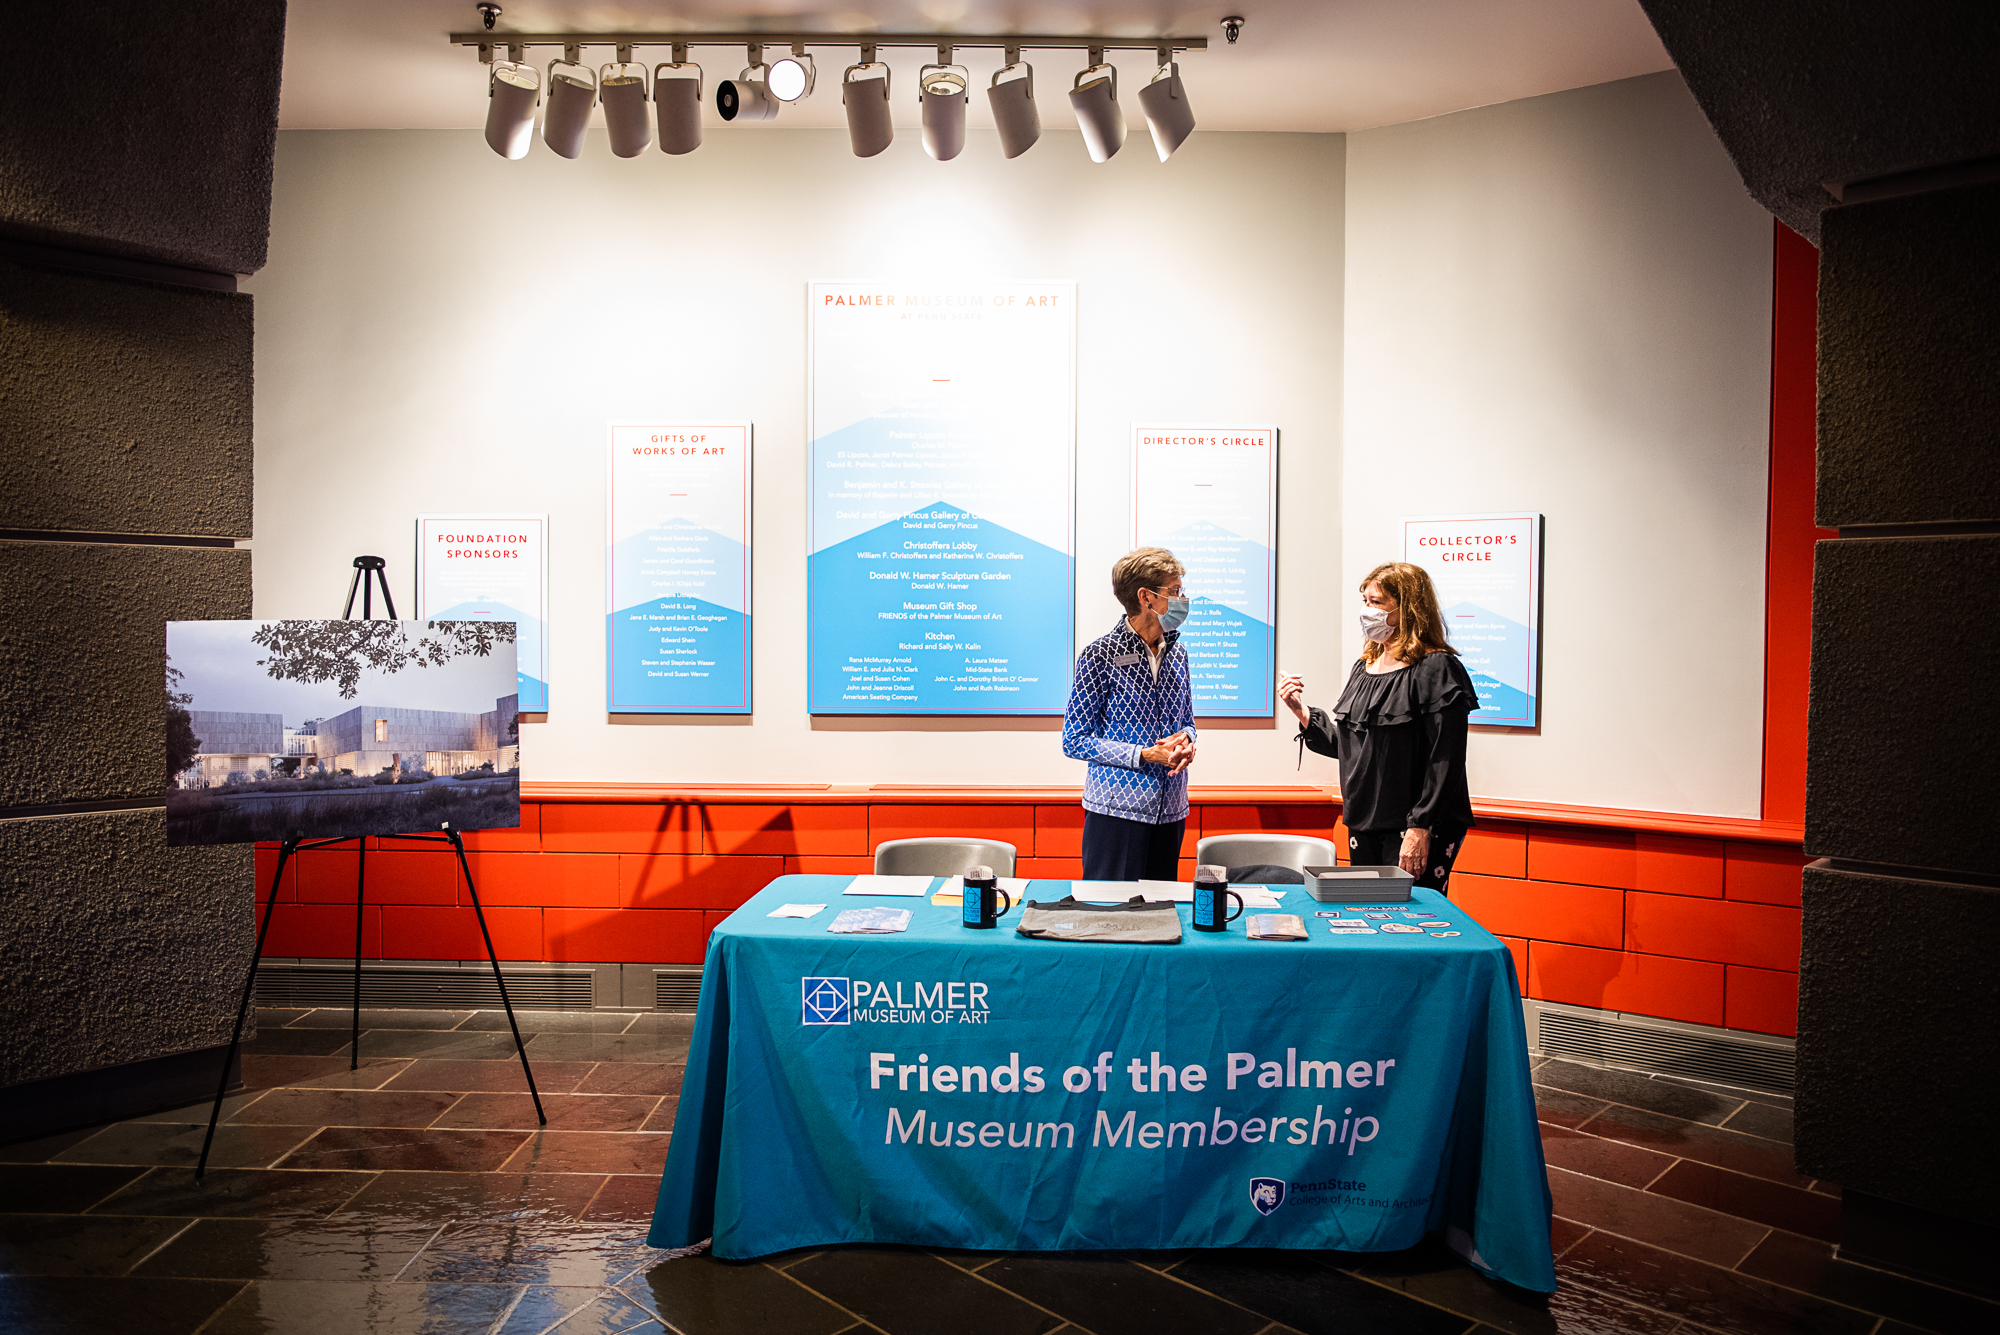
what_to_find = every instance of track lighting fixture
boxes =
[1068,51,1125,163]
[601,45,651,157]
[920,47,969,162]
[768,43,816,102]
[1138,50,1196,162]
[842,45,894,158]
[716,46,778,122]
[483,44,538,159]
[987,47,1040,159]
[542,45,596,159]
[455,26,1212,165]
[654,45,702,154]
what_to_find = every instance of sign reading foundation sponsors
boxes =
[806,280,1076,714]
[1402,512,1543,727]
[650,880,1557,1294]
[1131,425,1278,717]
[416,513,548,711]
[606,423,752,714]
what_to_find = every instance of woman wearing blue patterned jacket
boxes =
[1062,548,1198,881]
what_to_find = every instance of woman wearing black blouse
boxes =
[1279,562,1478,894]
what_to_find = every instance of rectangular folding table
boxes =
[649,874,1556,1293]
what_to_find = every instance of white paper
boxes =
[1136,879,1193,902]
[768,903,826,919]
[843,875,936,897]
[1235,888,1285,909]
[1069,880,1142,903]
[940,876,1030,897]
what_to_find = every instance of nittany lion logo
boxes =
[1249,1177,1286,1216]
[801,977,850,1025]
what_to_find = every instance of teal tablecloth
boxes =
[649,875,1556,1293]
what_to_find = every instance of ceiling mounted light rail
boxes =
[456,9,1209,163]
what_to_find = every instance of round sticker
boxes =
[1327,926,1379,934]
[1381,923,1423,934]
[1429,930,1461,937]
[1416,920,1452,928]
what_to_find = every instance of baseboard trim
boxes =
[0,1043,238,1145]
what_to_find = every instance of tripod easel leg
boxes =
[449,828,545,1125]
[198,837,298,1180]
[351,841,366,1071]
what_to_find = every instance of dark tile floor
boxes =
[3,1008,1993,1334]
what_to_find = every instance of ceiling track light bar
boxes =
[455,31,1207,56]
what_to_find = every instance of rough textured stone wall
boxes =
[0,3,283,1108]
[0,262,255,536]
[0,542,252,808]
[0,813,252,1087]
[1636,1,2000,244]
[1640,1,2000,1237]
[0,4,286,274]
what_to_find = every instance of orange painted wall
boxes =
[255,798,1806,1037]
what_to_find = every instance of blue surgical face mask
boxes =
[1156,593,1190,632]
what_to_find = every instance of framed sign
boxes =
[415,513,548,711]
[606,423,753,714]
[1131,425,1277,717]
[806,280,1076,714]
[1402,512,1543,727]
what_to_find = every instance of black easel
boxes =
[196,557,544,1180]
[342,554,398,620]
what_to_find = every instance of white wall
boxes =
[246,127,1347,785]
[1341,72,1773,817]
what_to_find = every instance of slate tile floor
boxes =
[3,1008,1993,1335]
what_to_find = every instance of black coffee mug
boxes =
[961,865,1014,929]
[1191,864,1243,932]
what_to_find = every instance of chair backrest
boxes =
[1194,833,1339,874]
[873,837,1018,877]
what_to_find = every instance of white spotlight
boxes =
[542,52,596,159]
[842,54,894,158]
[1138,57,1196,162]
[921,50,968,162]
[654,51,703,155]
[484,58,539,160]
[768,45,816,102]
[600,49,651,158]
[987,55,1040,159]
[1068,58,1125,163]
[717,53,778,122]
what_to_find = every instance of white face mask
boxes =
[1359,606,1395,644]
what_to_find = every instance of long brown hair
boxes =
[1360,562,1457,665]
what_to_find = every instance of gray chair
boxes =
[873,837,1018,877]
[1194,834,1339,877]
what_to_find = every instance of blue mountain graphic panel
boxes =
[607,596,750,713]
[1180,598,1273,716]
[1442,600,1537,726]
[809,503,1071,714]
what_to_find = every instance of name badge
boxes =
[1111,653,1142,666]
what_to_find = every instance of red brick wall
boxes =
[253,797,1806,1038]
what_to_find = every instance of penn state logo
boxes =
[1249,1177,1286,1216]
[801,977,850,1025]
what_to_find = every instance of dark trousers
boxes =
[1081,809,1185,882]
[1349,827,1468,897]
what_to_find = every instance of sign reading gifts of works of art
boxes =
[606,423,753,713]
[1401,512,1543,727]
[807,281,1076,714]
[415,514,548,711]
[1131,425,1277,717]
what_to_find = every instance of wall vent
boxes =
[654,968,703,1012]
[256,963,591,1011]
[1528,999,1796,1096]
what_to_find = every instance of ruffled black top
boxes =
[1297,652,1479,834]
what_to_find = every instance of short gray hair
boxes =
[1111,548,1184,614]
